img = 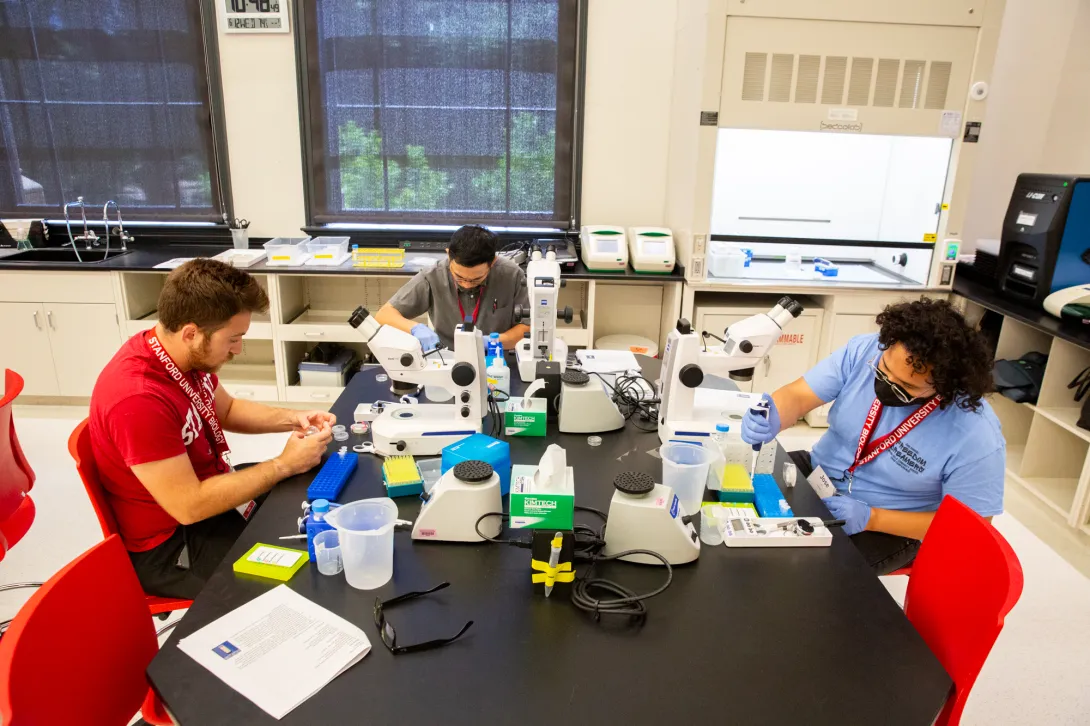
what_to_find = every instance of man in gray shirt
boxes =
[376,225,530,350]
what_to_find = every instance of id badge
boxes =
[236,500,256,520]
[807,465,839,499]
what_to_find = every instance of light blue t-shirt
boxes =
[804,333,1005,517]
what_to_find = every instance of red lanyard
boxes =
[846,395,941,491]
[146,332,231,470]
[457,286,486,325]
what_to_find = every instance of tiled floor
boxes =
[4,410,1090,724]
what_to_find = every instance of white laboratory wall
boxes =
[575,0,677,227]
[960,0,1084,253]
[215,13,307,238]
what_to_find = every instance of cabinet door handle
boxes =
[310,392,330,400]
[46,310,55,330]
[304,331,325,338]
[32,310,42,330]
[235,389,255,398]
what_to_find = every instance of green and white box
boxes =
[505,397,547,436]
[509,464,574,529]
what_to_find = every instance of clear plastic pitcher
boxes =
[324,498,398,590]
[660,442,718,517]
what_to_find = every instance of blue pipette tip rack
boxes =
[307,450,358,502]
[752,473,793,517]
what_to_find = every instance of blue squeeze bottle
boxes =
[485,332,504,366]
[305,499,335,562]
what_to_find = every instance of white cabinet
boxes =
[0,302,60,396]
[695,297,823,395]
[48,303,123,396]
[0,271,124,398]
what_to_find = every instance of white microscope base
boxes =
[660,389,761,444]
[515,338,568,382]
[371,405,480,456]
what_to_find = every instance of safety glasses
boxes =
[867,354,914,404]
[373,582,473,655]
[450,269,489,286]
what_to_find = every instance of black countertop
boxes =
[0,244,685,282]
[953,267,1090,352]
[146,358,949,726]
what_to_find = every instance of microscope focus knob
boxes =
[400,353,414,367]
[395,440,407,452]
[460,391,471,403]
[460,406,470,418]
[514,304,527,321]
[679,363,703,388]
[451,362,476,387]
[558,306,574,324]
[738,340,753,354]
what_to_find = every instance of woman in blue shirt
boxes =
[741,298,1004,574]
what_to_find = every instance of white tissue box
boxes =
[509,464,574,530]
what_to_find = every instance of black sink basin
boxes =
[2,248,132,263]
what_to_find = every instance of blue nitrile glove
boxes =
[410,324,440,352]
[740,393,781,446]
[823,495,872,535]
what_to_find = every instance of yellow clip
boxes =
[530,558,575,586]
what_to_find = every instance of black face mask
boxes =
[874,377,928,407]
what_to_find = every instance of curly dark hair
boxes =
[875,298,994,412]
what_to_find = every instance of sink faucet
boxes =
[103,200,132,251]
[63,197,99,249]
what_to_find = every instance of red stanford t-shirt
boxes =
[89,330,226,552]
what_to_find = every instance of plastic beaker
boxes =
[313,529,343,576]
[700,505,724,546]
[660,442,718,517]
[324,498,398,590]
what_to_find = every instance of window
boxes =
[297,0,582,228]
[0,1,227,220]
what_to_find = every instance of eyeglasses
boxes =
[450,269,489,286]
[373,582,473,655]
[867,354,914,403]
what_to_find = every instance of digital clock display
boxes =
[223,0,289,33]
[228,0,281,11]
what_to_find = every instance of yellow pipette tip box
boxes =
[718,464,755,503]
[382,455,424,497]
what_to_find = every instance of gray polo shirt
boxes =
[387,256,529,349]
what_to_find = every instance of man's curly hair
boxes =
[875,298,994,412]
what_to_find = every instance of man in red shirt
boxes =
[90,259,334,598]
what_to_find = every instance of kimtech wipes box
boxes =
[504,396,547,436]
[509,445,574,529]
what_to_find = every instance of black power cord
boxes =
[583,370,660,433]
[570,549,673,624]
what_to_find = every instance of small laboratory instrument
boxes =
[657,296,803,444]
[513,248,571,382]
[626,227,675,274]
[557,369,624,434]
[602,472,699,566]
[997,174,1090,306]
[1044,284,1090,323]
[530,237,578,270]
[579,225,629,271]
[411,461,502,543]
[348,306,486,456]
[720,517,833,548]
[306,448,357,502]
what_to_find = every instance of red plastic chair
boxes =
[0,534,172,725]
[68,419,193,618]
[904,496,1024,726]
[0,370,36,562]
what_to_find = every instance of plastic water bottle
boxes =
[709,423,730,488]
[306,499,334,562]
[487,356,511,396]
